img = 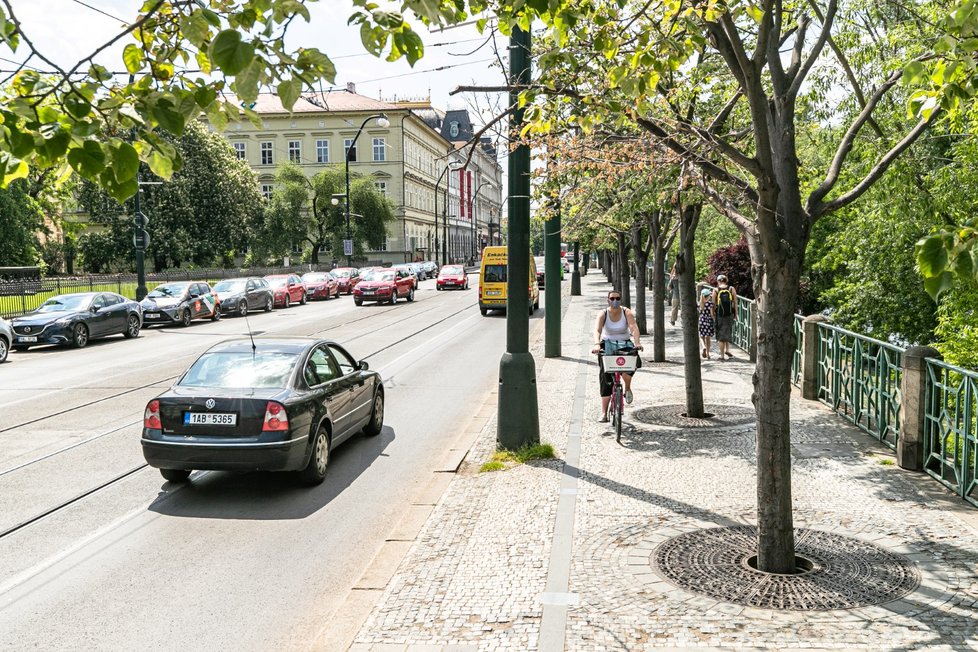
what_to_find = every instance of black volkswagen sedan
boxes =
[10,292,142,350]
[141,338,385,485]
[140,281,221,326]
[213,277,274,317]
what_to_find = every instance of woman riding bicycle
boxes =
[591,289,643,422]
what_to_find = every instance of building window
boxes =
[344,138,357,162]
[261,184,273,200]
[316,139,329,163]
[381,235,388,252]
[288,140,301,163]
[376,181,387,196]
[233,142,246,160]
[373,138,386,162]
[260,141,273,165]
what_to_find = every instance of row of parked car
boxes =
[0,264,472,363]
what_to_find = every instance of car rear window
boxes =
[213,280,245,293]
[179,351,299,388]
[483,265,507,283]
[442,266,464,275]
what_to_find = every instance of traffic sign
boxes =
[134,212,149,229]
[134,230,150,250]
[343,239,353,256]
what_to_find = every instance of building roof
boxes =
[223,89,400,115]
[440,109,475,142]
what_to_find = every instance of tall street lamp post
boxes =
[471,181,494,262]
[342,113,389,267]
[435,161,462,267]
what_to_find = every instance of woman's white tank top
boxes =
[601,309,629,340]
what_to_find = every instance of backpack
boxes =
[716,287,734,317]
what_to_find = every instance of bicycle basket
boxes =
[602,354,638,372]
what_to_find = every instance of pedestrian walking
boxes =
[698,285,715,359]
[712,274,737,360]
[668,266,680,326]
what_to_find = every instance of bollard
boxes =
[896,345,942,471]
[801,314,829,401]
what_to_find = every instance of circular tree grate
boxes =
[632,403,755,429]
[651,526,920,611]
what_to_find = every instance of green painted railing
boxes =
[733,295,753,354]
[791,314,803,387]
[924,359,978,507]
[815,322,902,449]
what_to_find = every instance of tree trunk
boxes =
[631,223,649,336]
[749,218,804,574]
[309,245,320,264]
[678,203,705,417]
[616,232,630,307]
[651,243,667,361]
[605,250,613,283]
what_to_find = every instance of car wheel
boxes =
[160,468,191,483]
[436,285,442,291]
[389,291,397,305]
[0,336,8,363]
[529,302,534,316]
[13,345,30,352]
[71,323,89,348]
[363,390,384,437]
[239,301,248,317]
[354,298,363,306]
[299,426,330,485]
[264,296,273,312]
[283,295,291,309]
[480,306,488,316]
[180,309,192,327]
[407,287,415,302]
[300,293,307,305]
[123,314,140,339]
[464,281,469,290]
[211,307,221,321]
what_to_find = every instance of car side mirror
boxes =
[359,360,369,371]
[91,305,100,313]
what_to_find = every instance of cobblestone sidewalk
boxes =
[350,272,978,651]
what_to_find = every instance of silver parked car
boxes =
[0,317,11,363]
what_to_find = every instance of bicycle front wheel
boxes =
[612,385,623,443]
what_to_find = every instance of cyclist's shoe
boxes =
[598,412,609,423]
[625,389,633,404]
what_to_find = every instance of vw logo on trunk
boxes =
[205,399,216,409]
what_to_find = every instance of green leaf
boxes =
[99,167,138,202]
[123,43,144,74]
[64,93,92,120]
[916,234,949,277]
[923,271,954,300]
[210,29,255,76]
[147,149,174,179]
[108,140,140,183]
[194,86,217,109]
[955,248,975,279]
[151,98,186,134]
[233,59,261,102]
[67,141,106,179]
[180,11,211,46]
[7,128,34,158]
[277,79,302,110]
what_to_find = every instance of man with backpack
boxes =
[712,274,737,360]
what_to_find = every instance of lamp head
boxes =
[331,197,339,206]
[376,114,390,128]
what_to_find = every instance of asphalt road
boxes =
[0,276,528,650]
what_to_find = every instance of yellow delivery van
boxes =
[478,246,540,316]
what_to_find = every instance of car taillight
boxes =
[263,401,289,432]
[144,400,162,429]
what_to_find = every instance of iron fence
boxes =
[791,314,804,387]
[924,359,978,507]
[0,262,392,319]
[733,295,754,354]
[815,322,903,448]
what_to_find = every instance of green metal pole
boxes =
[571,241,582,295]
[544,199,560,358]
[497,25,539,450]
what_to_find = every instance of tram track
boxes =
[0,296,478,542]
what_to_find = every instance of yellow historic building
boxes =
[222,87,458,264]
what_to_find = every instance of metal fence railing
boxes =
[815,322,903,449]
[733,295,754,354]
[924,359,978,507]
[791,314,804,387]
[0,261,394,319]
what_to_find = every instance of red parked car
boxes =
[353,268,416,305]
[331,267,360,295]
[436,265,469,291]
[302,271,340,300]
[264,274,307,308]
